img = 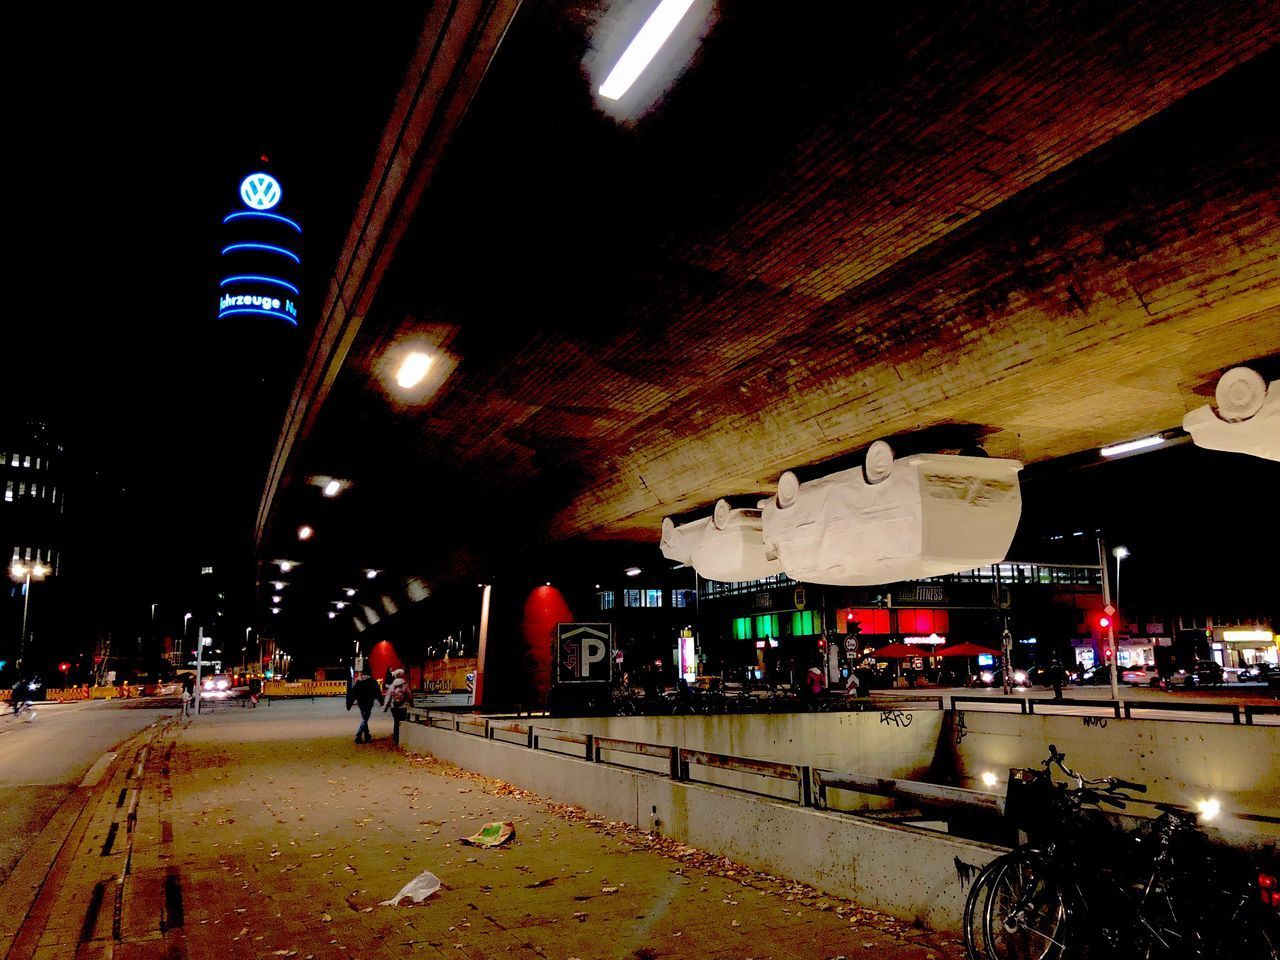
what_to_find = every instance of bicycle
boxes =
[965,744,1278,959]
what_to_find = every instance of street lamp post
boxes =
[1098,538,1121,700]
[9,560,50,673]
[1112,546,1130,622]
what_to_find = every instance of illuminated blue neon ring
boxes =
[218,307,299,327]
[223,211,302,233]
[219,275,301,296]
[221,242,300,264]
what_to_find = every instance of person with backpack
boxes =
[346,671,382,743]
[382,668,411,745]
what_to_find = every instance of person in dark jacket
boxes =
[346,672,382,743]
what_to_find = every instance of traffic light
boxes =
[1098,614,1112,630]
[59,662,70,673]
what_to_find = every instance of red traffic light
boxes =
[1098,615,1112,629]
[59,662,70,672]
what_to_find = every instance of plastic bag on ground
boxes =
[461,821,515,848]
[380,869,441,906]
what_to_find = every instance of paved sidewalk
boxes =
[8,700,962,960]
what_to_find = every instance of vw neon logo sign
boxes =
[239,172,282,210]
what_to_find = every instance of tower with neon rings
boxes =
[218,171,302,328]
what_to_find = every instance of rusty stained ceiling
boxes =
[273,0,1280,591]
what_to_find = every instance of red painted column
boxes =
[521,586,573,705]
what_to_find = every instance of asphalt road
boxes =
[0,700,172,885]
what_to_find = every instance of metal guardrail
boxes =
[403,706,1273,822]
[593,735,680,779]
[677,748,811,805]
[1244,704,1280,726]
[945,694,1277,724]
[1122,700,1241,724]
[812,769,1004,815]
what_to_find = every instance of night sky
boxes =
[11,5,427,583]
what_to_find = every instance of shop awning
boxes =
[872,642,925,659]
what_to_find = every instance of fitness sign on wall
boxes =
[217,171,303,327]
[554,623,614,684]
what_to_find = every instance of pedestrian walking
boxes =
[346,671,382,743]
[181,672,196,718]
[1050,655,1065,701]
[382,668,411,745]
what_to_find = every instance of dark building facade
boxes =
[0,418,67,675]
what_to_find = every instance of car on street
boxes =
[1166,660,1224,688]
[1121,665,1161,686]
[1070,665,1112,685]
[201,674,234,696]
[971,668,1031,689]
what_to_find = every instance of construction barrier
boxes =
[46,687,91,701]
[263,680,348,697]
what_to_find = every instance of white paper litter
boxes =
[380,869,441,906]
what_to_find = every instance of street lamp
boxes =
[9,560,50,673]
[1112,546,1130,625]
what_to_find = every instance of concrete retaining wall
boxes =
[402,722,1001,931]
[549,711,943,774]
[945,710,1280,835]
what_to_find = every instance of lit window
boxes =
[754,614,779,639]
[623,589,641,608]
[598,590,615,611]
[672,589,696,608]
[791,610,819,636]
[10,453,18,466]
[732,617,753,640]
[35,457,41,470]
[23,455,31,468]
[4,481,11,502]
[19,482,26,496]
[644,589,663,608]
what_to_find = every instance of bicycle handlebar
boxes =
[1043,745,1147,795]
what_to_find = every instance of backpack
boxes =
[390,680,411,706]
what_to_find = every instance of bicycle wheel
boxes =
[964,854,1016,960]
[983,850,1067,960]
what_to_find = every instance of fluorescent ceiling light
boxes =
[599,0,697,101]
[1100,435,1165,457]
[624,566,643,577]
[396,352,433,389]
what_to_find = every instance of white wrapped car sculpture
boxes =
[660,499,783,583]
[759,442,1024,586]
[1182,367,1279,463]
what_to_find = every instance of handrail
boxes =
[677,748,811,805]
[1244,704,1280,726]
[1029,697,1122,719]
[532,726,593,760]
[594,736,680,778]
[949,694,1029,714]
[812,769,1004,815]
[1123,700,1240,724]
[869,694,945,709]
